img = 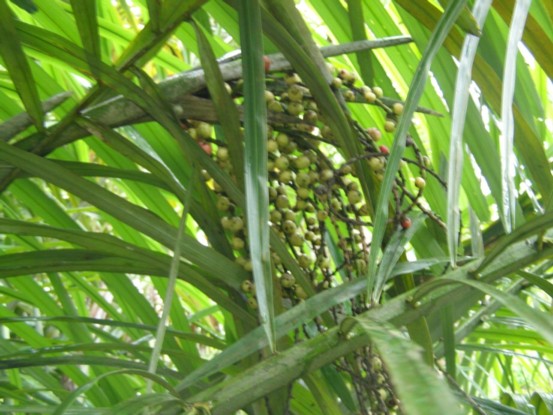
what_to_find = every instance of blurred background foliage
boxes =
[0,0,552,414]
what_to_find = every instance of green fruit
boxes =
[365,91,377,103]
[320,169,334,181]
[282,219,297,234]
[196,122,213,139]
[276,195,290,209]
[285,73,302,85]
[344,89,356,101]
[295,171,311,187]
[248,297,258,309]
[241,280,254,293]
[287,102,304,116]
[287,85,304,102]
[298,254,312,268]
[294,155,310,170]
[229,217,244,232]
[231,237,245,250]
[293,284,308,299]
[284,210,296,221]
[384,120,396,132]
[302,110,318,124]
[221,216,232,229]
[243,260,253,272]
[280,272,296,288]
[216,196,231,211]
[331,77,343,88]
[347,189,362,204]
[276,133,289,148]
[369,157,384,171]
[392,102,404,115]
[316,210,328,221]
[278,170,294,183]
[267,139,278,153]
[275,156,290,170]
[414,177,426,189]
[297,187,310,199]
[268,100,283,112]
[264,90,275,102]
[289,233,304,246]
[270,209,282,223]
[373,86,384,98]
[217,147,229,161]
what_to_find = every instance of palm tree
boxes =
[0,0,552,414]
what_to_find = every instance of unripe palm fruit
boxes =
[264,90,275,103]
[231,237,245,250]
[320,169,334,181]
[278,170,293,183]
[340,164,352,175]
[316,210,328,221]
[302,110,318,124]
[373,86,384,98]
[295,171,311,187]
[289,233,304,246]
[293,284,308,299]
[294,155,310,170]
[392,102,404,115]
[216,196,230,211]
[280,272,296,288]
[344,89,356,101]
[221,216,232,229]
[217,147,229,161]
[384,119,396,133]
[287,102,304,116]
[268,100,283,112]
[196,122,213,139]
[270,209,282,223]
[368,157,384,171]
[276,195,290,209]
[331,77,343,88]
[298,254,312,268]
[367,127,382,141]
[285,73,302,85]
[248,297,258,309]
[267,139,278,153]
[275,155,290,170]
[365,91,377,103]
[284,210,296,221]
[276,133,289,148]
[297,187,310,199]
[347,189,362,205]
[287,85,304,102]
[414,177,426,189]
[282,219,297,234]
[241,280,254,293]
[229,217,244,232]
[187,127,197,139]
[371,356,383,370]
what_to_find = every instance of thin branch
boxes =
[0,92,72,142]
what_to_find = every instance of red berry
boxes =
[198,140,212,155]
[400,217,411,230]
[263,55,271,73]
[379,145,389,155]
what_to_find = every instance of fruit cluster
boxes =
[185,64,439,311]
[183,62,441,414]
